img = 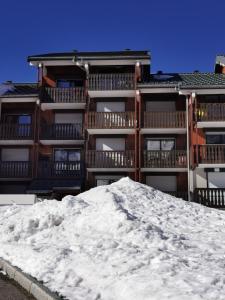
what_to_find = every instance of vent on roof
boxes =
[157,71,163,75]
[194,70,200,73]
[124,48,131,51]
[5,80,12,84]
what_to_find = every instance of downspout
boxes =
[186,95,191,202]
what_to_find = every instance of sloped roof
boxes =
[28,50,150,61]
[0,83,38,97]
[139,73,225,89]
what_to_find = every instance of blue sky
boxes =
[0,0,225,83]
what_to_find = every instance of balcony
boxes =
[0,161,32,179]
[37,161,83,178]
[197,145,225,166]
[88,73,135,97]
[86,150,135,171]
[194,188,225,208]
[0,123,33,145]
[141,111,186,134]
[142,150,187,171]
[40,123,84,145]
[197,103,225,128]
[40,87,86,110]
[87,112,135,134]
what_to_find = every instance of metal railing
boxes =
[40,123,83,140]
[87,112,135,129]
[197,145,225,164]
[40,87,86,103]
[88,73,135,90]
[144,111,186,128]
[86,150,135,168]
[194,188,225,208]
[197,103,225,121]
[0,123,33,139]
[0,161,32,178]
[37,161,82,178]
[143,150,187,168]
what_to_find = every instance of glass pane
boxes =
[161,140,175,150]
[147,140,160,150]
[206,135,221,144]
[54,150,67,161]
[68,150,80,161]
[18,115,31,124]
[57,80,70,88]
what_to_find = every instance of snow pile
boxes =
[0,178,225,300]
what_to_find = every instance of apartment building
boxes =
[1,50,225,207]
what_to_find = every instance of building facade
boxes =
[1,50,225,207]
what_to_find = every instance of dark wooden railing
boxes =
[143,150,187,168]
[40,87,85,103]
[38,161,82,178]
[194,188,225,208]
[144,111,186,128]
[0,123,33,139]
[40,123,83,140]
[197,103,225,121]
[86,150,135,168]
[197,145,225,164]
[88,73,135,90]
[0,161,32,178]
[88,112,135,129]
[166,191,188,201]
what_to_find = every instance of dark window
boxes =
[146,139,175,151]
[54,149,81,162]
[57,80,83,88]
[206,134,225,144]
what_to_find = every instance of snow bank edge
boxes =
[0,257,64,300]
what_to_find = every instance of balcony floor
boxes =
[87,128,135,135]
[141,168,188,172]
[197,121,225,128]
[140,128,186,134]
[39,139,85,145]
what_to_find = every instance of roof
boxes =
[139,73,225,89]
[0,83,38,97]
[28,50,150,62]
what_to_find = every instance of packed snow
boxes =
[0,178,225,300]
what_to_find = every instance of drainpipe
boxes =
[186,95,191,202]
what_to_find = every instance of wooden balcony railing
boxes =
[144,111,186,128]
[40,87,86,103]
[0,161,32,178]
[40,123,83,140]
[87,112,135,129]
[0,123,33,139]
[37,161,83,178]
[197,103,225,121]
[88,73,135,90]
[197,145,225,164]
[86,150,135,168]
[194,188,225,208]
[143,150,187,168]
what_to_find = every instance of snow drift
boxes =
[0,178,225,300]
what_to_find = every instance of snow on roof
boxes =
[0,178,225,300]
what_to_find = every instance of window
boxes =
[54,149,81,162]
[206,134,225,144]
[57,79,83,88]
[4,114,31,124]
[146,139,175,151]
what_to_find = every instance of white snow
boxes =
[0,178,225,300]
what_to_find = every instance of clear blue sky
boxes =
[0,0,225,83]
